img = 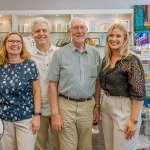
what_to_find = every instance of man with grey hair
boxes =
[48,17,101,150]
[30,17,59,150]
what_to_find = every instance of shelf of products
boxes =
[133,45,150,98]
[0,9,133,52]
[13,14,71,32]
[134,5,150,47]
[0,14,12,46]
[73,12,133,48]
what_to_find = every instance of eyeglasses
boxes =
[71,25,87,31]
[7,40,22,45]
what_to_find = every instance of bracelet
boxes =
[130,119,138,125]
[34,112,41,116]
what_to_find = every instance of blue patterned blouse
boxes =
[0,60,38,122]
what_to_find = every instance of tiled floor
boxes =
[92,121,105,150]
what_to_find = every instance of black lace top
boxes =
[100,55,146,101]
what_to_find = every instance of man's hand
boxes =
[52,114,64,132]
[93,107,100,123]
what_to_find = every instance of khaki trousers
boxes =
[34,115,60,150]
[101,94,142,150]
[58,96,95,150]
[1,118,36,150]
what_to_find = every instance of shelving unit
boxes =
[0,14,12,32]
[0,12,12,45]
[0,9,133,54]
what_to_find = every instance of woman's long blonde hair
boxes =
[104,23,136,68]
[0,32,31,65]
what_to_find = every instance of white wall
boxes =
[0,0,150,10]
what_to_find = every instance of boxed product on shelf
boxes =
[56,23,62,32]
[89,20,97,32]
[98,23,110,32]
[134,33,149,46]
[62,23,68,32]
[51,20,56,32]
[141,44,150,57]
[18,23,24,32]
[132,46,141,57]
[23,36,35,49]
[24,23,31,32]
[99,34,106,46]
[121,19,130,32]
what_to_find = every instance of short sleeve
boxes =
[48,50,61,82]
[127,57,146,100]
[28,60,38,80]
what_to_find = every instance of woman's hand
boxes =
[30,116,40,134]
[124,119,137,140]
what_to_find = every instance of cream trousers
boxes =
[1,118,36,150]
[101,94,142,150]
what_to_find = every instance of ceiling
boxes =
[0,0,149,10]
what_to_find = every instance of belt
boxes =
[104,91,127,97]
[59,94,92,102]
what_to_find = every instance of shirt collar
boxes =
[34,42,55,55]
[69,42,88,53]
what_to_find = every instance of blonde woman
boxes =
[0,32,41,150]
[100,24,146,150]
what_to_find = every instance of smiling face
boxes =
[68,18,88,47]
[108,28,126,52]
[32,23,50,46]
[5,34,22,57]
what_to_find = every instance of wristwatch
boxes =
[131,119,138,125]
[34,112,41,116]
